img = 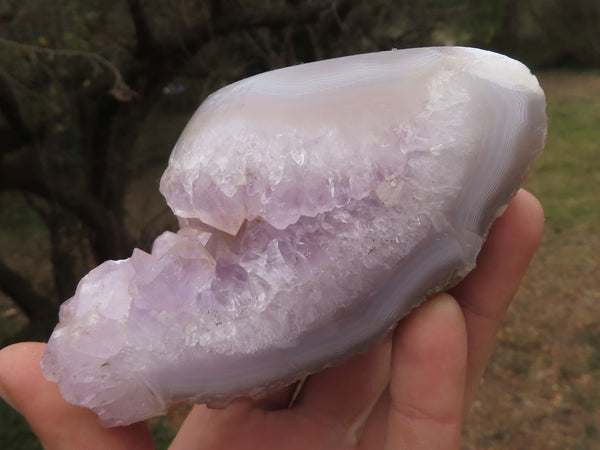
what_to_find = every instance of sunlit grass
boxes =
[526,74,600,233]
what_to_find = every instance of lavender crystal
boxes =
[41,47,546,426]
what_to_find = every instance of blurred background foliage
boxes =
[0,0,598,343]
[0,1,599,447]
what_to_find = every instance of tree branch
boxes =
[0,259,55,323]
[0,36,136,101]
[127,0,159,57]
[165,2,334,59]
[209,0,242,22]
[0,152,132,259]
[0,71,33,153]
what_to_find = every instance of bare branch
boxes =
[0,71,33,152]
[209,0,242,21]
[165,2,335,58]
[0,36,136,101]
[0,152,130,258]
[215,3,330,31]
[127,0,159,57]
[0,258,55,323]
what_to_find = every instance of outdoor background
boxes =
[0,1,598,448]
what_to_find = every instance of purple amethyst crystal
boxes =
[41,47,546,426]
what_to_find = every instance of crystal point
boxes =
[41,47,546,426]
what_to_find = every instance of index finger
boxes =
[450,189,544,414]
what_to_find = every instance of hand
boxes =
[0,189,543,450]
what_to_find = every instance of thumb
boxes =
[0,342,154,450]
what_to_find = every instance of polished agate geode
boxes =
[40,47,546,426]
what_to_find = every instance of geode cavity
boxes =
[41,47,546,426]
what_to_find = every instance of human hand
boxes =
[0,189,543,450]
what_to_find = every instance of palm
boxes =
[0,190,543,450]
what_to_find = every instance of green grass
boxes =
[525,81,600,233]
[0,194,46,242]
[0,401,42,450]
[0,399,177,449]
[149,417,178,449]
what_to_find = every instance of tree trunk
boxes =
[492,0,520,55]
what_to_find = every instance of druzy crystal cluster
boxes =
[41,47,546,426]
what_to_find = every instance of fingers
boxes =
[172,336,394,450]
[170,189,544,450]
[171,402,259,449]
[293,333,392,443]
[385,293,467,450]
[450,189,544,413]
[170,380,304,450]
[357,387,390,449]
[0,342,153,450]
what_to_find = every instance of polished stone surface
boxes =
[41,47,546,426]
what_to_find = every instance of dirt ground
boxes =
[462,72,600,449]
[462,229,600,448]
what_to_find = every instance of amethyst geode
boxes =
[41,47,546,426]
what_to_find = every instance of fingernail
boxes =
[425,292,459,313]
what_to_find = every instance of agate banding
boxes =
[41,47,546,426]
